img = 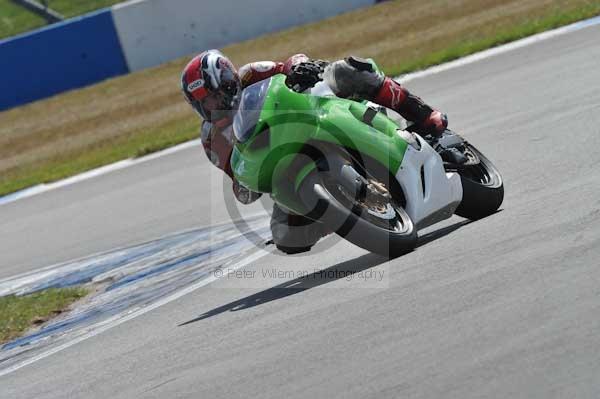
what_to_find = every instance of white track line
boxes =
[1,15,600,208]
[0,139,201,207]
[0,211,270,293]
[0,248,269,377]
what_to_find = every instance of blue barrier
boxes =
[0,1,380,111]
[0,10,128,111]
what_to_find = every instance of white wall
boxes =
[112,0,375,71]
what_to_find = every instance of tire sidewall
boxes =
[298,171,418,257]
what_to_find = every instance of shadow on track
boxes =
[179,219,471,326]
[418,219,472,247]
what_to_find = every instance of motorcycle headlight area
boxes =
[233,78,271,143]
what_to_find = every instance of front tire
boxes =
[298,170,417,258]
[454,144,504,220]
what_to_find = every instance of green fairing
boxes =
[231,73,409,214]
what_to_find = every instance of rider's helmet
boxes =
[181,50,241,126]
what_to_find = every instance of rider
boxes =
[181,50,448,254]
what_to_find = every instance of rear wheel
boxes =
[298,167,417,258]
[454,144,504,220]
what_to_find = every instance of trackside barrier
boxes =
[0,0,379,111]
[111,0,376,71]
[0,9,128,111]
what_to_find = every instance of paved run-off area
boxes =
[1,23,600,398]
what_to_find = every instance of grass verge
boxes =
[1,0,599,197]
[0,0,124,40]
[0,117,198,195]
[386,2,600,75]
[0,0,45,40]
[0,287,88,344]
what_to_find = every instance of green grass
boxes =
[0,0,124,39]
[0,116,198,195]
[0,0,46,39]
[0,287,88,344]
[385,4,600,76]
[45,0,125,18]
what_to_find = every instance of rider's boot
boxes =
[372,77,447,137]
[324,56,447,137]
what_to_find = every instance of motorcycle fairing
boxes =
[395,135,463,228]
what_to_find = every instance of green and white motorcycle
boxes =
[231,67,503,257]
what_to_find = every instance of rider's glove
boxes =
[285,59,329,92]
[412,111,448,137]
[424,111,448,135]
[233,179,262,205]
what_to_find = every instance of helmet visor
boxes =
[200,91,225,119]
[189,91,231,122]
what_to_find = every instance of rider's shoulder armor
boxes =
[238,55,309,88]
[239,61,284,88]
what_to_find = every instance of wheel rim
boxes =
[460,146,502,188]
[323,175,412,234]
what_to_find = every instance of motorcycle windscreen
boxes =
[233,78,271,143]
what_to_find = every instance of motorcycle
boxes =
[231,64,503,257]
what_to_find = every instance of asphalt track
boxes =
[2,23,600,398]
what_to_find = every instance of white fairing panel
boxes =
[395,135,463,229]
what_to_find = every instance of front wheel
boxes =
[454,144,504,220]
[298,169,417,258]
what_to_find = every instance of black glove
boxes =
[285,60,329,92]
[407,111,448,138]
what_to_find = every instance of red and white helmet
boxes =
[181,50,241,125]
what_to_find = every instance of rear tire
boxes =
[298,170,417,258]
[455,145,504,220]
